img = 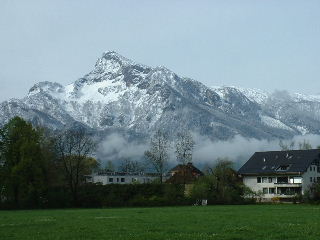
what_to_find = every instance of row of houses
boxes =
[87,149,320,202]
[86,162,204,185]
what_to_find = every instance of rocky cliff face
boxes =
[1,51,320,141]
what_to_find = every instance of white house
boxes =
[85,171,159,185]
[238,149,320,201]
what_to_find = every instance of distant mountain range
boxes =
[1,51,320,141]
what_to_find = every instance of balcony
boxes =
[274,182,302,187]
[276,186,302,196]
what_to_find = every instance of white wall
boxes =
[302,164,320,193]
[244,176,278,198]
[243,175,302,198]
[91,174,158,185]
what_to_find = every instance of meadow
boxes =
[1,205,320,240]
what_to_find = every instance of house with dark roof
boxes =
[166,162,204,184]
[238,149,320,201]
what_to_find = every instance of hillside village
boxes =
[1,117,320,209]
[87,150,320,203]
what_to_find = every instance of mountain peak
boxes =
[101,51,133,65]
[90,51,135,76]
[3,50,320,143]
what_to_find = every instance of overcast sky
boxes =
[1,0,320,102]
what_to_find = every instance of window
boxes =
[310,166,313,171]
[269,188,275,194]
[132,178,138,183]
[117,178,119,183]
[263,188,268,194]
[268,177,273,183]
[277,177,288,183]
[314,167,316,171]
[257,177,261,183]
[277,165,290,171]
[109,178,113,183]
[262,177,268,183]
[121,178,125,183]
[317,177,320,183]
[310,177,313,182]
[289,177,302,184]
[289,177,293,183]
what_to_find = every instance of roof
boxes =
[238,149,320,175]
[169,162,203,175]
[166,163,204,184]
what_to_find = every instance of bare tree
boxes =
[105,160,115,172]
[144,130,170,183]
[279,139,313,151]
[54,128,96,205]
[119,158,145,173]
[298,140,312,150]
[175,130,195,165]
[279,140,295,151]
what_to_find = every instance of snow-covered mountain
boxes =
[1,51,320,141]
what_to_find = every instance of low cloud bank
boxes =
[193,134,320,169]
[97,133,320,169]
[97,133,148,163]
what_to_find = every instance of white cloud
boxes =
[192,133,320,168]
[97,132,320,170]
[97,133,148,164]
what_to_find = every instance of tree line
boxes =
[0,117,97,208]
[0,117,197,208]
[4,117,319,209]
[0,117,251,208]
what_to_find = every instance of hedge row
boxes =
[0,183,192,209]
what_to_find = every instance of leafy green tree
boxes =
[0,117,47,208]
[304,182,320,203]
[191,158,245,204]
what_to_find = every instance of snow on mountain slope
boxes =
[211,86,269,105]
[259,114,294,131]
[1,51,320,141]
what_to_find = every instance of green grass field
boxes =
[1,205,320,240]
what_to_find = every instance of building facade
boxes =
[86,171,159,185]
[238,149,320,201]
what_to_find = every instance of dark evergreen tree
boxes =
[0,117,47,208]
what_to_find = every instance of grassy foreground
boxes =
[1,205,320,240]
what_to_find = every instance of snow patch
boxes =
[234,87,269,104]
[260,114,293,131]
[296,126,309,135]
